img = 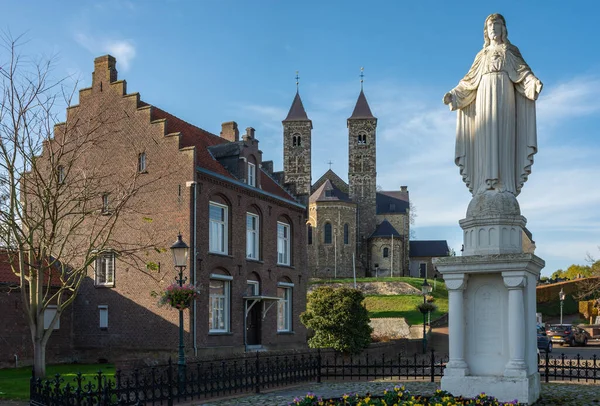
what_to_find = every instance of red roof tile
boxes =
[150,107,232,178]
[148,105,298,204]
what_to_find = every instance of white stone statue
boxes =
[443,13,543,197]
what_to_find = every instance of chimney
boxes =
[400,186,408,193]
[220,121,239,142]
[92,55,118,90]
[243,127,255,141]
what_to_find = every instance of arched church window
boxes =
[307,224,313,245]
[383,247,389,258]
[324,223,332,244]
[292,136,297,146]
[343,224,349,244]
[297,136,302,146]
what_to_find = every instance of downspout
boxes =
[187,180,198,356]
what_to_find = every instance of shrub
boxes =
[300,286,373,354]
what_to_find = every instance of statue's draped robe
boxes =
[449,44,540,196]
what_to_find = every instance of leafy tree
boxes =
[551,269,565,280]
[300,286,373,354]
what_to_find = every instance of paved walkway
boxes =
[194,380,600,405]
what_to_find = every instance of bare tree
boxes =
[0,36,166,378]
[573,248,600,300]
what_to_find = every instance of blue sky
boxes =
[4,1,600,276]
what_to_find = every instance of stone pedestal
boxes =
[434,191,544,405]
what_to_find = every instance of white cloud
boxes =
[74,33,136,71]
[234,74,600,274]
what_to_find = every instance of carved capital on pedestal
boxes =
[444,274,468,291]
[502,274,527,289]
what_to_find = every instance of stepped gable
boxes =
[370,219,401,238]
[311,169,349,194]
[310,179,352,203]
[349,89,375,120]
[409,240,450,257]
[376,190,409,214]
[150,107,231,178]
[151,108,296,202]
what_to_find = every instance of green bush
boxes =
[536,294,578,317]
[300,286,372,354]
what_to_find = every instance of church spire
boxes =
[349,90,375,120]
[283,91,310,122]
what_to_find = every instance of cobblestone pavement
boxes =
[194,380,600,405]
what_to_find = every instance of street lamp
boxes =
[421,278,432,353]
[171,234,189,389]
[559,287,566,325]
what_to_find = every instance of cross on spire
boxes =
[360,67,364,90]
[295,71,300,91]
[327,160,333,170]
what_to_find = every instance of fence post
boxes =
[317,349,322,383]
[430,349,435,382]
[544,348,549,383]
[255,351,261,394]
[167,358,174,406]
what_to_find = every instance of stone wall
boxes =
[307,201,359,278]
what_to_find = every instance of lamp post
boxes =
[171,234,189,389]
[421,278,432,353]
[559,287,565,325]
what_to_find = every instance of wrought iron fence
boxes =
[30,349,600,406]
[539,351,600,383]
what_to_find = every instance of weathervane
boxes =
[360,67,364,90]
[295,71,300,91]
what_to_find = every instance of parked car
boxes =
[547,324,590,346]
[537,325,553,352]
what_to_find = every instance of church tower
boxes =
[348,87,377,253]
[282,87,312,204]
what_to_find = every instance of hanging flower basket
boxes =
[417,302,437,314]
[425,295,435,303]
[158,283,201,310]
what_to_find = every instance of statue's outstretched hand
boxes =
[443,92,453,105]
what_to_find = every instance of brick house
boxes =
[6,55,308,365]
[0,252,74,368]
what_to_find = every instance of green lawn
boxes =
[310,276,449,326]
[0,363,115,400]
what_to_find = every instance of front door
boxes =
[246,282,261,346]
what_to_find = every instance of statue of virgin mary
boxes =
[443,13,543,197]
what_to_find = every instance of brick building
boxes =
[3,55,309,366]
[280,89,411,278]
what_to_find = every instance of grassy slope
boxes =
[310,277,448,326]
[0,363,115,400]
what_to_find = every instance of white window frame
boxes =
[101,193,110,214]
[99,305,108,329]
[95,251,115,287]
[138,152,147,172]
[248,162,256,187]
[277,282,294,332]
[247,280,259,296]
[209,202,228,254]
[277,222,291,266]
[246,213,260,260]
[57,166,65,184]
[209,274,232,333]
[43,305,59,330]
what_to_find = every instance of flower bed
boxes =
[291,387,523,405]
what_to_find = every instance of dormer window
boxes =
[248,162,256,187]
[325,190,333,198]
[389,203,396,211]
